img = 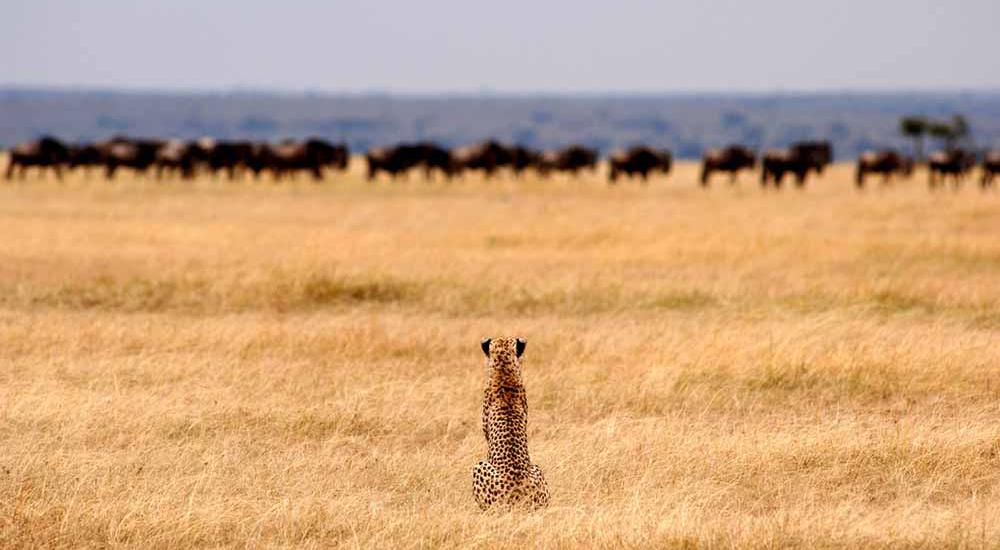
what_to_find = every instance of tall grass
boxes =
[1,161,998,548]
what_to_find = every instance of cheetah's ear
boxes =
[481,338,492,358]
[515,338,526,358]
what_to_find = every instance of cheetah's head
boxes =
[480,337,526,372]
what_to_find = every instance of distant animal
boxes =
[304,138,349,175]
[608,146,672,182]
[473,337,549,511]
[928,149,975,188]
[5,136,70,179]
[855,150,913,188]
[792,140,833,174]
[761,142,831,187]
[67,143,105,175]
[98,136,164,179]
[409,142,457,179]
[204,140,255,179]
[365,143,429,180]
[154,139,208,179]
[509,145,544,177]
[548,144,598,176]
[699,145,755,186]
[249,139,348,180]
[453,140,514,178]
[981,151,1000,188]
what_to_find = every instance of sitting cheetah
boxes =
[472,337,550,511]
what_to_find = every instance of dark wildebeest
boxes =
[154,139,208,180]
[981,151,1000,188]
[299,138,349,176]
[855,150,914,188]
[761,142,832,187]
[608,146,672,183]
[548,144,598,176]
[700,145,756,186]
[409,142,456,179]
[928,149,976,188]
[98,136,164,179]
[202,140,255,179]
[256,139,350,180]
[793,141,833,174]
[366,144,425,180]
[321,139,350,173]
[5,136,70,179]
[509,145,544,177]
[67,143,105,176]
[452,140,514,178]
[365,142,453,180]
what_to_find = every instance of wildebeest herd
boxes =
[4,135,999,189]
[5,136,348,181]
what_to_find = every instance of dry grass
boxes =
[1,159,999,548]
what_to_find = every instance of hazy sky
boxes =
[5,0,999,93]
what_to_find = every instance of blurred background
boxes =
[3,0,999,157]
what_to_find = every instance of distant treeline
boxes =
[2,88,1000,159]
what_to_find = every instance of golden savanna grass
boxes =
[1,159,999,548]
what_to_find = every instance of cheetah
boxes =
[472,337,550,511]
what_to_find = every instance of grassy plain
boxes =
[1,159,998,548]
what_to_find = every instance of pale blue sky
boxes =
[4,0,999,93]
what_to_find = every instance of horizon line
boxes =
[4,83,1000,99]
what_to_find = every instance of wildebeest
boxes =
[154,139,209,180]
[792,141,833,174]
[402,142,456,179]
[608,146,672,183]
[251,139,350,180]
[202,140,255,179]
[364,146,401,180]
[365,143,442,180]
[547,145,598,176]
[304,138,349,175]
[509,145,544,177]
[5,136,70,179]
[761,142,832,187]
[699,145,755,186]
[98,136,165,179]
[855,150,913,188]
[67,143,105,176]
[453,140,514,178]
[928,149,976,188]
[981,151,1000,188]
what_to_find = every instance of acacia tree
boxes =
[923,114,972,153]
[949,114,971,149]
[899,116,928,160]
[929,121,957,151]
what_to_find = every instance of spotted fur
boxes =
[472,337,550,511]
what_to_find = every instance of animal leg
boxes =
[527,464,550,509]
[472,461,501,511]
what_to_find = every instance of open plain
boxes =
[1,160,999,548]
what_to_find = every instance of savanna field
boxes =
[2,159,999,548]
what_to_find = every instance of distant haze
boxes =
[4,0,1000,93]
